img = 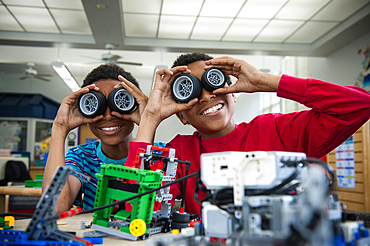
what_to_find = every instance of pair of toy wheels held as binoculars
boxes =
[78,88,137,118]
[78,68,226,117]
[171,67,226,103]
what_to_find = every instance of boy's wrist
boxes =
[51,123,70,138]
[141,109,163,126]
[135,113,160,143]
[257,73,281,92]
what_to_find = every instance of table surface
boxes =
[11,213,167,246]
[0,185,42,197]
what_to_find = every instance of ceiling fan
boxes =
[19,62,52,82]
[84,44,143,66]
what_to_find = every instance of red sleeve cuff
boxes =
[277,74,309,104]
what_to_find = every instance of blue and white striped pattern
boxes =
[65,141,127,210]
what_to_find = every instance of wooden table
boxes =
[0,185,42,213]
[12,213,166,246]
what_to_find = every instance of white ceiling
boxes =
[0,0,370,103]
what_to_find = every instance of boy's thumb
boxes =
[213,87,230,94]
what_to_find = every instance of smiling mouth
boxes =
[100,126,122,131]
[201,103,223,115]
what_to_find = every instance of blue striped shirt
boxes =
[65,141,127,210]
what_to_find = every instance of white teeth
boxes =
[202,104,222,115]
[101,126,121,131]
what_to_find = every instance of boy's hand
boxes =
[205,56,280,94]
[112,75,148,125]
[54,84,103,134]
[134,66,198,143]
[144,66,198,124]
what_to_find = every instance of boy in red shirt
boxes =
[124,53,370,216]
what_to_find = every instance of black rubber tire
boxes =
[108,88,137,114]
[201,67,226,92]
[78,91,107,118]
[172,212,191,223]
[171,73,202,103]
[171,221,189,230]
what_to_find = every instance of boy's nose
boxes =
[199,88,216,103]
[102,106,114,119]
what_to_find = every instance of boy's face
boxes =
[177,61,236,139]
[88,78,135,146]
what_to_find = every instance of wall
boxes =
[310,31,370,86]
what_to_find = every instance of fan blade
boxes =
[34,75,51,82]
[110,55,122,61]
[37,74,53,77]
[117,61,143,66]
[19,76,29,80]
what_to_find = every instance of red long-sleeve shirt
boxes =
[126,74,370,216]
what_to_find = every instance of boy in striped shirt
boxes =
[43,64,148,213]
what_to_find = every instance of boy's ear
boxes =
[176,112,189,125]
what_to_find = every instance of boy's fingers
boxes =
[170,66,189,73]
[111,111,132,120]
[82,84,98,91]
[213,86,236,94]
[117,76,135,89]
[117,75,138,90]
[83,115,103,124]
[155,69,174,84]
[176,98,198,112]
[204,65,235,72]
[205,56,235,65]
[66,85,98,107]
[159,66,189,76]
[156,68,173,77]
[116,77,147,101]
[118,75,128,82]
[167,67,191,85]
[118,81,142,98]
[72,84,97,98]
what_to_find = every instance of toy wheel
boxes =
[108,88,137,114]
[201,68,226,92]
[172,212,191,223]
[130,219,146,237]
[171,221,189,230]
[171,74,202,103]
[78,91,107,118]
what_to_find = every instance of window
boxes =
[261,92,282,114]
[0,120,28,151]
[34,121,53,166]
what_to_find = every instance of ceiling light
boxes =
[51,61,80,92]
[96,4,106,9]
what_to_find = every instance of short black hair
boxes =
[172,52,231,85]
[82,63,140,89]
[172,52,214,68]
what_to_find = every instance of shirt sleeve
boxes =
[275,74,370,157]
